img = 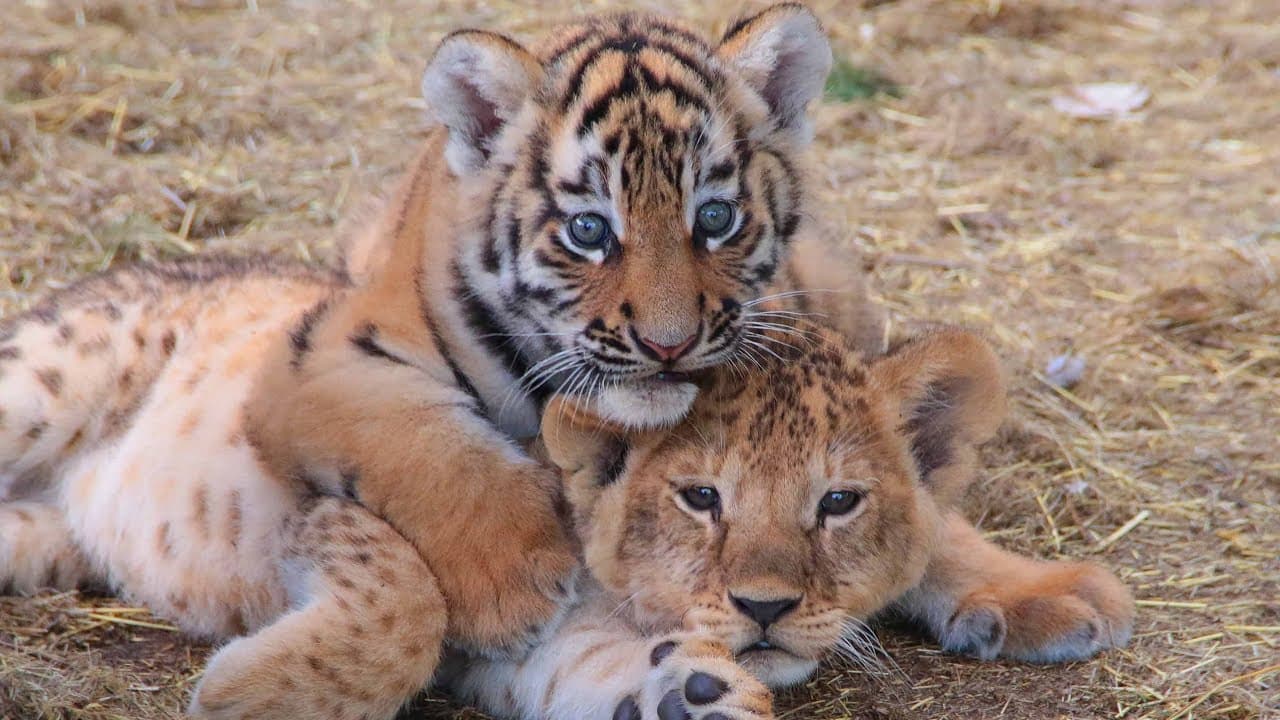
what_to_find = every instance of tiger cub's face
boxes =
[423,5,832,428]
[541,327,1007,687]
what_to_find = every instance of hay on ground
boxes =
[2,1,1277,718]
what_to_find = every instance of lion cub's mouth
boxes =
[736,639,795,659]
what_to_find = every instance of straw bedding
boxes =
[1,1,1276,718]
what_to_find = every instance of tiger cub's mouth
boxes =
[592,374,700,429]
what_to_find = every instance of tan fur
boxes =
[448,322,1133,720]
[1,6,871,718]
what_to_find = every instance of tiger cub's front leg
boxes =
[453,606,773,720]
[249,342,578,657]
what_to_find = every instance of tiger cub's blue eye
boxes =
[568,212,611,249]
[695,201,734,236]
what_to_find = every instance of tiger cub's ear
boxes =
[422,30,543,173]
[717,3,832,144]
[868,329,1007,507]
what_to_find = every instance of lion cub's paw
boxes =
[942,561,1134,663]
[616,635,774,720]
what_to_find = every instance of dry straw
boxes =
[2,1,1277,718]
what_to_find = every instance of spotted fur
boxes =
[0,6,875,720]
[452,324,1134,720]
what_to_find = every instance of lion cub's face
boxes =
[543,327,1006,687]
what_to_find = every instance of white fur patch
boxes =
[739,651,819,689]
[594,380,698,430]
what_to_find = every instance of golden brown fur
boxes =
[446,323,1132,719]
[0,5,878,719]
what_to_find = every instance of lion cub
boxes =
[450,323,1134,720]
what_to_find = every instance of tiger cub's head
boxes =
[422,5,831,428]
[540,325,1007,687]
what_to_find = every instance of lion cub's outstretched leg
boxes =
[898,512,1134,663]
[0,501,97,593]
[190,497,446,720]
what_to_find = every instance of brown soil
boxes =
[2,1,1277,719]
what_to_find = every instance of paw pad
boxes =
[613,695,641,720]
[657,689,691,720]
[650,640,678,667]
[684,672,728,705]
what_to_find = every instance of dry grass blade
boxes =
[2,1,1278,719]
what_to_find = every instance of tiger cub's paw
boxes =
[942,561,1134,663]
[614,634,774,720]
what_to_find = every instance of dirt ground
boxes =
[1,0,1277,718]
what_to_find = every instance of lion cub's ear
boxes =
[422,30,543,174]
[868,329,1007,507]
[540,396,630,483]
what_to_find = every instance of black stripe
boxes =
[349,324,411,366]
[596,335,632,354]
[560,35,718,113]
[340,469,360,500]
[578,65,639,134]
[289,298,331,371]
[720,209,756,250]
[644,40,720,91]
[599,441,630,486]
[415,270,486,413]
[591,353,640,368]
[591,156,612,200]
[514,279,557,305]
[760,147,802,240]
[635,64,712,116]
[533,248,574,271]
[549,295,581,318]
[560,36,640,112]
[431,324,486,413]
[557,178,592,196]
[481,167,515,273]
[704,159,737,184]
[504,209,523,268]
[451,262,536,397]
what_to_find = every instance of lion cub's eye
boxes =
[679,485,721,513]
[818,489,863,518]
[568,212,612,250]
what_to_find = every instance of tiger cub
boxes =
[0,5,881,720]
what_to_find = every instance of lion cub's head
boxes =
[541,326,1006,687]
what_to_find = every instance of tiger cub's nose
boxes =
[635,332,697,362]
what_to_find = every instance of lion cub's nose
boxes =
[730,594,801,629]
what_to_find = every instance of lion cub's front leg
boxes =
[453,607,773,720]
[631,634,774,720]
[191,497,446,720]
[898,512,1134,663]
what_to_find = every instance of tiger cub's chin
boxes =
[593,378,699,430]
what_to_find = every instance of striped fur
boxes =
[0,6,853,720]
[420,4,837,430]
